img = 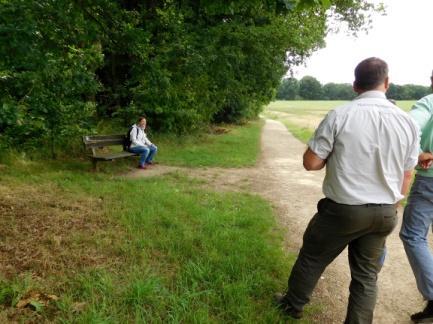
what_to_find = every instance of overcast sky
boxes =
[292,0,433,86]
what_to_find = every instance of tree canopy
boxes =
[0,0,382,156]
[299,76,323,100]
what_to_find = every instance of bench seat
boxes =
[83,134,138,171]
[90,151,137,161]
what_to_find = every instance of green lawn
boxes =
[396,100,416,111]
[154,120,263,168]
[0,121,308,323]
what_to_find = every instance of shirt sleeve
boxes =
[409,95,433,154]
[409,96,433,132]
[308,110,337,160]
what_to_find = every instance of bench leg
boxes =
[92,159,99,172]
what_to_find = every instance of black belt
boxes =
[326,198,394,207]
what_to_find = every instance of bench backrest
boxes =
[83,134,127,155]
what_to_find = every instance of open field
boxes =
[264,100,416,143]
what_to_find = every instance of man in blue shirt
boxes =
[400,71,433,323]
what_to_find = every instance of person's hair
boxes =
[137,116,146,123]
[354,57,388,91]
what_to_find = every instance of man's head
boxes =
[353,57,389,94]
[137,116,147,129]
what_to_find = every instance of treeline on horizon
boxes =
[0,0,381,158]
[276,76,431,101]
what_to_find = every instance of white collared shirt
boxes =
[308,90,419,204]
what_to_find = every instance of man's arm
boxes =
[303,148,326,171]
[306,110,336,170]
[409,97,433,133]
[401,170,413,198]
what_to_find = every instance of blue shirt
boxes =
[408,94,433,177]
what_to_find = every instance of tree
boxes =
[276,78,300,100]
[0,0,384,155]
[404,84,431,100]
[299,76,323,100]
[323,83,356,100]
[386,83,403,100]
[79,0,383,127]
[0,0,102,157]
[387,83,431,100]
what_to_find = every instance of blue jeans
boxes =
[400,175,433,300]
[129,145,157,166]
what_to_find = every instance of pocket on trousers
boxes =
[317,198,327,213]
[318,198,339,217]
[382,213,397,234]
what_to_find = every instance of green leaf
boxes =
[321,0,332,9]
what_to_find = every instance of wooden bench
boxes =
[82,134,138,171]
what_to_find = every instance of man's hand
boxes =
[418,152,433,169]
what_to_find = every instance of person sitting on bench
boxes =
[129,116,158,169]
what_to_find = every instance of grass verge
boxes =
[262,111,313,144]
[0,158,304,323]
[281,122,313,144]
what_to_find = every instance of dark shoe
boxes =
[137,165,147,170]
[274,292,303,319]
[411,301,433,323]
[147,161,157,165]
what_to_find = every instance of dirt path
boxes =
[128,119,423,323]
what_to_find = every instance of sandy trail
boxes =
[128,119,423,323]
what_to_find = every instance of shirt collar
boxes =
[355,90,387,100]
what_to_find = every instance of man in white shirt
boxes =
[129,117,158,169]
[275,57,421,323]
